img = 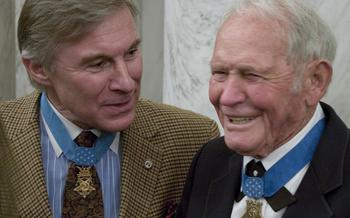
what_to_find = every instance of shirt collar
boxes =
[244,103,325,170]
[42,97,120,157]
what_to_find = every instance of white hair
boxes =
[223,0,336,91]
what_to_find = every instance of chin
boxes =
[224,137,243,151]
[102,114,135,132]
[224,137,260,156]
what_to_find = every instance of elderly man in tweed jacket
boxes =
[0,0,219,217]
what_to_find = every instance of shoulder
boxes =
[0,91,40,117]
[135,99,220,137]
[177,136,241,217]
[0,91,40,137]
[136,99,216,123]
[194,137,239,170]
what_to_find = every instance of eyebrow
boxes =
[211,60,269,73]
[79,38,142,66]
[130,38,141,50]
[210,63,230,73]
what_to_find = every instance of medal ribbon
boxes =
[242,118,326,198]
[40,92,115,166]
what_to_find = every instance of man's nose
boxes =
[220,76,246,106]
[109,60,135,93]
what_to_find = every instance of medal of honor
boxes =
[241,200,263,218]
[74,166,96,198]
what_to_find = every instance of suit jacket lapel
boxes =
[284,103,349,218]
[204,153,242,218]
[283,167,332,218]
[5,92,52,217]
[119,101,162,217]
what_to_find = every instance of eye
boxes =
[86,59,110,73]
[125,47,139,60]
[245,72,260,78]
[90,60,105,68]
[239,68,264,82]
[244,72,263,81]
[211,71,228,82]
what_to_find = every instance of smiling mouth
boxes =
[102,98,134,111]
[108,101,129,106]
[228,117,256,124]
[104,98,132,106]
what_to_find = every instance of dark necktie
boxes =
[62,131,104,218]
[237,160,296,212]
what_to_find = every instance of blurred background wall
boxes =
[0,0,16,101]
[1,0,350,128]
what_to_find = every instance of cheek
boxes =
[209,85,225,125]
[209,80,221,106]
[257,93,299,133]
[128,57,143,81]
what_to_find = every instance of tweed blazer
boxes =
[0,120,18,217]
[0,91,219,218]
[176,103,350,218]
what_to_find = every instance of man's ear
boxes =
[304,59,332,106]
[22,57,52,87]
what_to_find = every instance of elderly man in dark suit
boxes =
[0,0,219,217]
[176,0,350,217]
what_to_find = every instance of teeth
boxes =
[229,117,255,124]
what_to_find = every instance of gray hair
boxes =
[225,0,337,79]
[18,0,138,75]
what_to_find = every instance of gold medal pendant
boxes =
[74,166,96,198]
[241,200,263,218]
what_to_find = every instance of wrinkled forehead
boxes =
[217,14,288,52]
[221,13,286,40]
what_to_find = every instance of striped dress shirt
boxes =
[40,100,121,218]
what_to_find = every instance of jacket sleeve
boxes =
[175,144,206,218]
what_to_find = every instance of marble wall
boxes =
[164,0,237,127]
[15,0,34,98]
[164,0,350,128]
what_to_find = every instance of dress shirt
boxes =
[40,99,121,218]
[231,103,325,218]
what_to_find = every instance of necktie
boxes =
[62,131,104,218]
[238,160,296,212]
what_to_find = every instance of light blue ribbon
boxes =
[242,118,326,198]
[40,92,115,166]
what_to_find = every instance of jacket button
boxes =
[144,160,153,169]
